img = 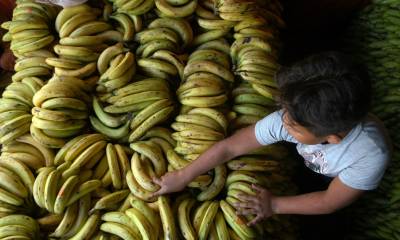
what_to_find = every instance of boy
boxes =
[153,52,391,226]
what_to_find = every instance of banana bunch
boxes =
[0,214,40,239]
[127,140,167,201]
[114,0,155,16]
[193,1,234,47]
[31,79,91,148]
[214,0,259,22]
[90,96,130,141]
[1,134,55,170]
[97,43,135,93]
[0,78,43,145]
[110,13,136,42]
[135,17,194,57]
[99,76,175,142]
[137,50,186,82]
[1,1,57,58]
[52,4,114,82]
[101,198,161,240]
[0,158,34,211]
[155,0,198,18]
[181,40,233,107]
[230,82,275,130]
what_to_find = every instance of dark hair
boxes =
[276,51,371,137]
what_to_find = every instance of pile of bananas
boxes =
[341,0,400,239]
[0,1,57,145]
[0,0,302,239]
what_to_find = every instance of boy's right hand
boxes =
[152,170,190,196]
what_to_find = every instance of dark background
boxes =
[280,1,369,239]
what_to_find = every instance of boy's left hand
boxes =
[233,184,275,226]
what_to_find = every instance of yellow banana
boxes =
[54,62,97,78]
[100,222,138,240]
[188,174,212,188]
[131,152,160,192]
[11,66,51,82]
[148,18,193,48]
[192,29,230,46]
[55,4,92,32]
[220,200,256,239]
[0,169,28,199]
[180,94,228,108]
[158,196,178,240]
[184,60,234,82]
[90,190,130,213]
[105,144,122,190]
[198,201,219,240]
[66,180,102,206]
[14,57,50,72]
[138,58,178,75]
[135,28,179,45]
[54,175,79,214]
[63,194,91,238]
[110,13,134,41]
[129,106,174,142]
[101,211,141,238]
[141,127,176,146]
[68,213,100,240]
[119,0,155,15]
[155,0,197,18]
[197,18,236,30]
[193,201,211,233]
[50,201,78,237]
[131,99,173,130]
[125,207,154,240]
[68,140,107,170]
[227,157,279,171]
[126,170,156,201]
[233,103,272,118]
[69,21,112,37]
[197,165,227,201]
[234,17,267,32]
[215,211,229,240]
[59,13,97,38]
[0,159,35,195]
[53,45,99,62]
[196,38,230,55]
[188,49,230,69]
[178,198,196,240]
[43,169,61,212]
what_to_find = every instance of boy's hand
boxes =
[233,184,275,226]
[152,170,190,196]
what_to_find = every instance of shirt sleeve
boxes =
[254,110,297,145]
[338,149,390,190]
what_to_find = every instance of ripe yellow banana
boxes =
[129,106,174,142]
[90,190,129,213]
[197,165,227,201]
[126,170,156,202]
[155,0,197,18]
[54,175,79,214]
[125,207,154,240]
[50,201,78,237]
[69,19,111,36]
[227,157,279,171]
[220,200,256,239]
[196,38,230,55]
[100,222,138,240]
[158,196,178,240]
[101,211,141,238]
[110,13,134,41]
[188,49,230,69]
[148,18,193,48]
[184,60,234,82]
[68,213,100,240]
[0,159,34,196]
[178,198,197,240]
[59,13,97,38]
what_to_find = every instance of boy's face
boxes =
[282,111,327,145]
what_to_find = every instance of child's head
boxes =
[276,51,371,145]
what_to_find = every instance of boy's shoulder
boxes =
[347,114,391,159]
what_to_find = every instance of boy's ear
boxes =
[325,134,342,144]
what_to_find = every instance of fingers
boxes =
[152,176,162,185]
[237,194,257,203]
[247,215,262,226]
[236,208,257,216]
[233,201,254,209]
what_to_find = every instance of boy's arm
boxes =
[271,177,363,215]
[153,124,263,195]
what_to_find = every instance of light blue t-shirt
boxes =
[255,110,391,190]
